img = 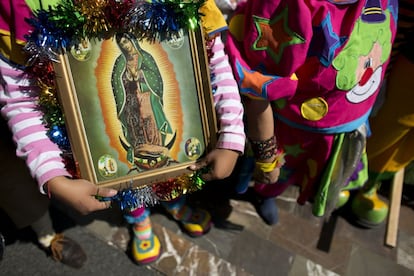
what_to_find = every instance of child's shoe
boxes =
[126,209,161,265]
[131,233,161,265]
[336,190,351,209]
[180,208,212,237]
[162,196,212,237]
[351,181,388,228]
[47,233,87,269]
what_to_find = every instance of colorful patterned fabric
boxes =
[367,0,414,178]
[0,0,33,64]
[201,0,228,37]
[0,0,59,64]
[226,0,398,215]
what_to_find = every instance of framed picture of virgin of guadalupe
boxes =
[53,29,217,189]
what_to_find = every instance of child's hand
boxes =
[252,167,281,185]
[46,176,118,215]
[188,149,239,181]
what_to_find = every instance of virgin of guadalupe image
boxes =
[111,32,177,173]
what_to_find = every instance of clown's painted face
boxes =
[346,42,383,103]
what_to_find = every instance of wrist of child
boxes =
[255,149,285,173]
[44,176,67,198]
[249,135,285,173]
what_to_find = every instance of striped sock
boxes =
[133,216,152,240]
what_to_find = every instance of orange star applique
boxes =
[253,7,304,64]
[236,60,276,98]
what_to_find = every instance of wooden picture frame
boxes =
[53,29,216,190]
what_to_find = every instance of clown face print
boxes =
[346,42,383,103]
[333,2,393,104]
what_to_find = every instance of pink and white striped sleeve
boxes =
[209,36,246,154]
[0,58,71,193]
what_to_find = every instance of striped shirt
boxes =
[0,1,245,193]
[0,58,71,193]
[209,36,245,154]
